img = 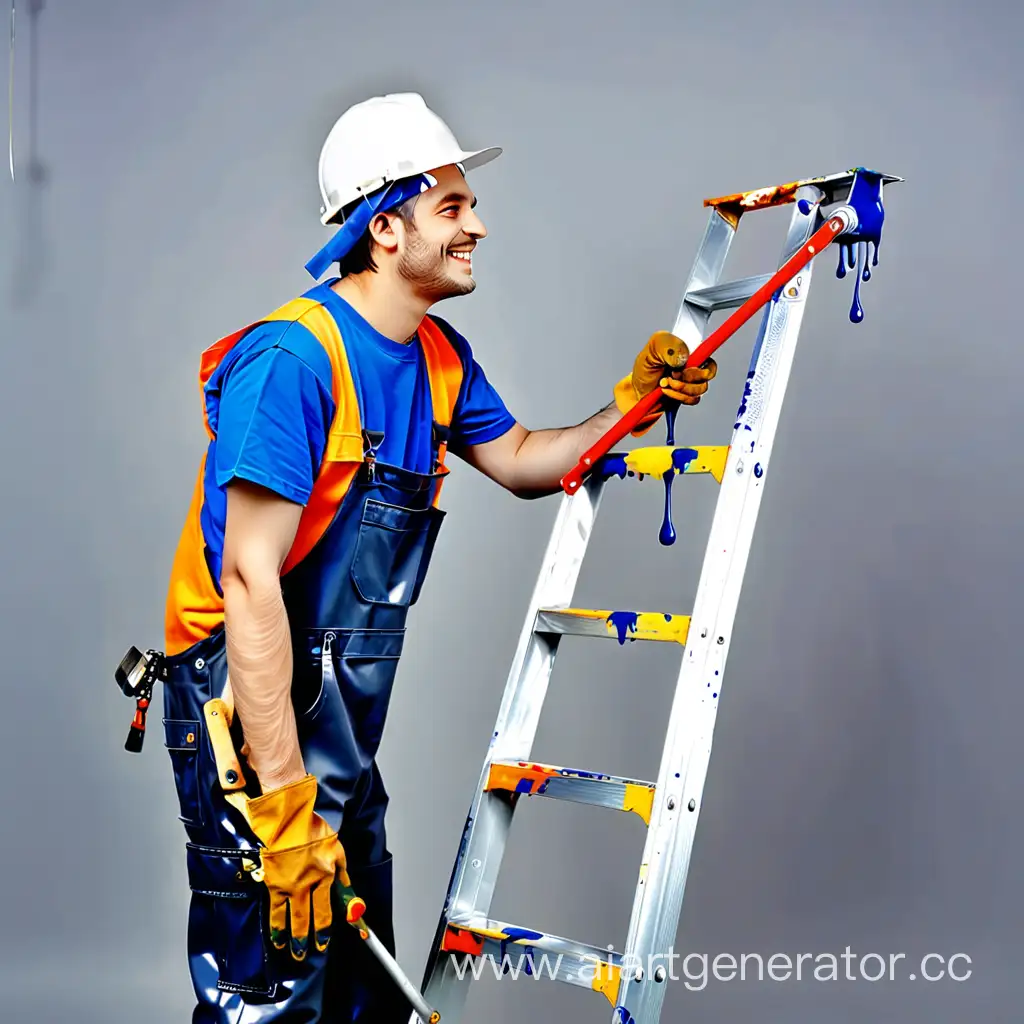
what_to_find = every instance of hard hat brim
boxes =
[456,145,502,174]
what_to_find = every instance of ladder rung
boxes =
[686,274,773,311]
[485,760,656,824]
[535,608,690,645]
[440,915,626,1006]
[598,445,729,484]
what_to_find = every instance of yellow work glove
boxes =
[613,330,718,436]
[245,774,351,961]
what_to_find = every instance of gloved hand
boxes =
[613,331,718,436]
[245,774,351,961]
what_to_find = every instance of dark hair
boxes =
[335,191,420,278]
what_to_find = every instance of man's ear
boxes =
[367,212,401,255]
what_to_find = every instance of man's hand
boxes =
[245,774,351,960]
[614,330,718,434]
[455,330,717,499]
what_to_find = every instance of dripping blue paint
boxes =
[734,369,754,429]
[499,927,543,975]
[835,168,886,323]
[615,1006,636,1024]
[660,446,698,545]
[597,453,628,480]
[607,611,639,644]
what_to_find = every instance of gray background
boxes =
[1,0,1021,1021]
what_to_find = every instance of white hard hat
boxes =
[317,92,502,225]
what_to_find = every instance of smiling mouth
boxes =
[448,249,473,268]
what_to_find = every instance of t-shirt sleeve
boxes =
[212,339,334,505]
[440,320,517,450]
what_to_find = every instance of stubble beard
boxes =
[396,229,476,302]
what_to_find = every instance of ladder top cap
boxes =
[704,168,904,215]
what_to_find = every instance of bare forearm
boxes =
[222,572,306,791]
[508,402,621,498]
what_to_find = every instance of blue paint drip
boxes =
[835,168,886,323]
[515,778,534,794]
[614,1007,636,1024]
[850,245,865,322]
[753,463,763,478]
[660,447,698,546]
[607,611,639,644]
[660,470,676,546]
[664,403,677,446]
[734,369,754,428]
[499,928,543,976]
[797,198,813,215]
[597,453,628,481]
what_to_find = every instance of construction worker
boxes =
[156,92,717,1022]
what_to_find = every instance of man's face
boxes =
[392,164,487,302]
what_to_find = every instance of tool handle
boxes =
[560,214,848,495]
[124,699,150,753]
[124,722,146,753]
[333,880,442,1022]
[335,879,367,924]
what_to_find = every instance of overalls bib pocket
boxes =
[350,498,445,607]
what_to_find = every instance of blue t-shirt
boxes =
[198,281,516,585]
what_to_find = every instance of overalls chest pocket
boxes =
[350,497,445,607]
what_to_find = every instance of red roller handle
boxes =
[560,214,849,494]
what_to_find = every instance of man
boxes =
[157,92,716,1022]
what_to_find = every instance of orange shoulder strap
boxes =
[278,299,364,574]
[418,315,465,452]
[417,316,465,509]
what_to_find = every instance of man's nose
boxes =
[464,209,487,239]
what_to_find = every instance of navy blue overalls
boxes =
[158,296,464,1022]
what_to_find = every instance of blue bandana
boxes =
[304,172,438,280]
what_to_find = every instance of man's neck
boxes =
[330,274,428,344]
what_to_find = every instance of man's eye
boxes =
[443,205,459,214]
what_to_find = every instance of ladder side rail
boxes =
[672,206,743,352]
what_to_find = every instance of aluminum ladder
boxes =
[411,167,901,1024]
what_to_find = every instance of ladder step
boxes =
[485,759,656,824]
[535,608,690,645]
[440,915,626,1006]
[685,274,773,311]
[597,445,729,484]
